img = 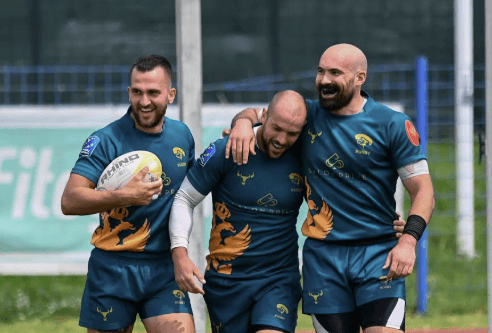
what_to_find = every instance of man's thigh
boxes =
[142,313,195,333]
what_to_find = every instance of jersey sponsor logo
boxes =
[207,202,251,275]
[405,120,420,146]
[80,135,100,156]
[198,143,216,166]
[257,193,278,207]
[160,171,172,186]
[236,171,254,185]
[355,133,373,155]
[307,129,323,144]
[173,290,186,304]
[326,153,345,170]
[302,179,333,240]
[91,207,150,252]
[308,290,323,304]
[96,307,113,321]
[275,303,289,320]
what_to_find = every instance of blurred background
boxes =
[0,0,488,331]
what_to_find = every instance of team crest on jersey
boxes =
[308,290,323,304]
[237,171,254,185]
[405,120,420,146]
[275,304,289,320]
[173,147,185,159]
[173,147,187,166]
[80,135,100,156]
[212,321,222,333]
[173,290,186,304]
[355,133,373,155]
[289,173,303,185]
[198,143,216,166]
[307,129,322,144]
[379,276,393,289]
[96,307,113,321]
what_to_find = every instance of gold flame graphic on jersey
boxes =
[301,178,333,239]
[91,207,150,251]
[206,202,251,274]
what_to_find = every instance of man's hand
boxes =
[383,234,417,279]
[171,247,206,295]
[393,212,405,238]
[123,166,163,206]
[225,118,256,165]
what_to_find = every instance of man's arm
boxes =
[169,177,207,294]
[225,108,264,165]
[384,173,435,279]
[60,166,163,215]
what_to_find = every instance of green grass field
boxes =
[0,142,488,332]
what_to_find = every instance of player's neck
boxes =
[255,126,265,152]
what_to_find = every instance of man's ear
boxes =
[356,71,366,86]
[260,107,268,123]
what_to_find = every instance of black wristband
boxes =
[403,214,427,241]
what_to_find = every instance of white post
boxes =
[485,0,492,331]
[176,1,206,332]
[454,0,475,258]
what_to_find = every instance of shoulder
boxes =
[165,117,192,132]
[305,99,322,121]
[364,94,410,125]
[166,117,195,141]
[197,136,229,167]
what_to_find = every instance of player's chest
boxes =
[301,118,390,172]
[220,162,304,211]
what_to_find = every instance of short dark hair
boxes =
[130,55,173,83]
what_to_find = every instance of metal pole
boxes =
[484,0,492,331]
[176,1,206,332]
[454,0,475,258]
[416,56,429,315]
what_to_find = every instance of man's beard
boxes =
[317,83,355,111]
[132,105,167,129]
[261,130,286,159]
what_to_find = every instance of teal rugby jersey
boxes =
[300,91,426,242]
[188,136,304,279]
[71,107,195,257]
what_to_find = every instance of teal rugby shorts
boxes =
[302,237,406,315]
[79,248,193,331]
[204,268,302,333]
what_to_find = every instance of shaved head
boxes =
[320,43,367,74]
[266,90,307,120]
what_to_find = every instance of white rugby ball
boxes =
[96,151,162,191]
